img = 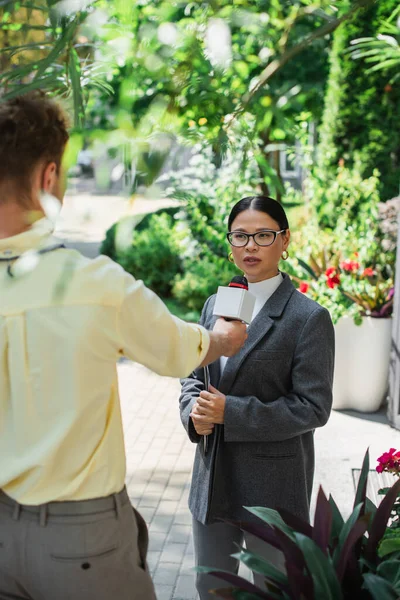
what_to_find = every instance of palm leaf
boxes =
[34,19,79,80]
[68,46,84,129]
[0,73,62,100]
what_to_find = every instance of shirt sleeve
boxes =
[116,274,210,378]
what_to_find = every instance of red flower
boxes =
[340,259,360,272]
[363,267,375,277]
[299,282,309,294]
[325,267,340,289]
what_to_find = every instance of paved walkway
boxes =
[120,360,400,600]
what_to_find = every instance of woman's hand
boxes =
[190,385,226,426]
[191,403,215,436]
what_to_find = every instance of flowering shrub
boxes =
[377,448,400,474]
[288,248,394,325]
[286,204,395,324]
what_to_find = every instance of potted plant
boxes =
[199,450,400,600]
[287,243,394,413]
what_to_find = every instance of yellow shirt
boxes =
[0,219,210,505]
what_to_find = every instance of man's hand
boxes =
[213,318,247,357]
[200,317,247,367]
[190,385,226,425]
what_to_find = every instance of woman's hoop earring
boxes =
[281,250,289,261]
[228,252,235,263]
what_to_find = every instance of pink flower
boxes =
[363,267,375,277]
[299,282,309,294]
[376,448,400,474]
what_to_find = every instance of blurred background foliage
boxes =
[1,0,399,321]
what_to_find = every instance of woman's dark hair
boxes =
[228,196,289,231]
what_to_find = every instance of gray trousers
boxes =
[0,487,156,600]
[193,519,285,600]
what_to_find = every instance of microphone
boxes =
[202,276,255,455]
[212,275,256,324]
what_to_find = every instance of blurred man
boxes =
[0,92,246,600]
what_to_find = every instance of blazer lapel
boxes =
[218,273,295,395]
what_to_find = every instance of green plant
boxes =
[308,166,381,233]
[200,450,400,600]
[350,5,400,82]
[317,0,400,202]
[104,212,184,298]
[173,256,238,313]
[100,206,180,262]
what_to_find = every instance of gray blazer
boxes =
[179,273,335,525]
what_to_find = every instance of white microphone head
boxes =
[213,276,255,324]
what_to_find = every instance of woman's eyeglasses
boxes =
[227,229,286,247]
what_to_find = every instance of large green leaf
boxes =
[328,495,345,545]
[377,559,400,592]
[195,568,275,600]
[312,487,332,555]
[235,521,282,550]
[334,516,369,581]
[363,573,399,600]
[232,548,288,587]
[378,537,400,559]
[245,507,294,539]
[294,534,343,600]
[333,503,363,567]
[366,479,400,562]
[353,449,369,512]
[277,509,313,539]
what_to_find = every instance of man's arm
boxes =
[200,319,247,366]
[117,274,246,378]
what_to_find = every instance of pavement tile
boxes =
[149,532,168,552]
[138,506,156,524]
[173,574,197,600]
[160,542,187,564]
[166,524,191,545]
[153,562,180,586]
[156,585,174,600]
[150,514,175,534]
[147,551,161,575]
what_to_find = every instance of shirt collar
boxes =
[248,272,283,300]
[0,218,55,260]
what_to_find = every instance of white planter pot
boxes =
[332,316,392,412]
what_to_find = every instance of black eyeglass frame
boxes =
[226,229,287,247]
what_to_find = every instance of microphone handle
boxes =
[203,366,210,454]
